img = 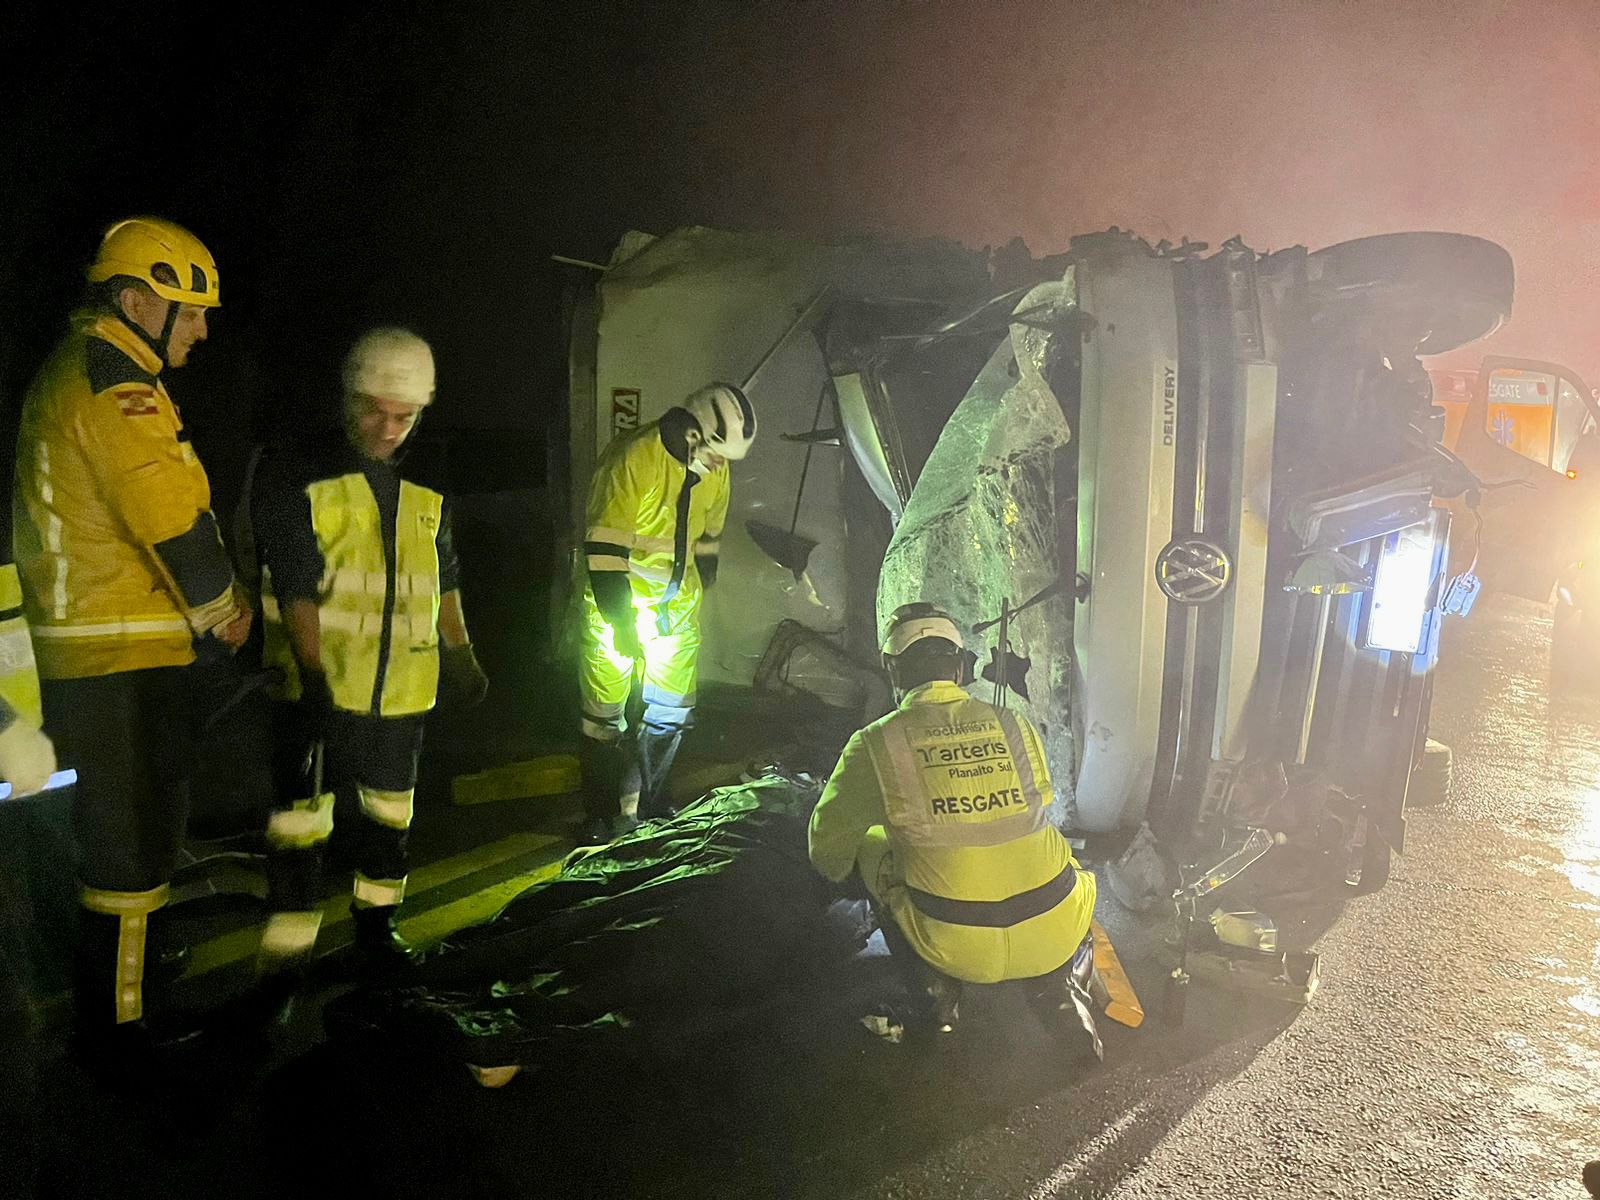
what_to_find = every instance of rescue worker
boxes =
[11,217,250,1053]
[0,704,56,1199]
[578,382,755,842]
[250,327,487,985]
[808,603,1099,1044]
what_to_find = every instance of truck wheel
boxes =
[1408,739,1453,808]
[1307,233,1514,356]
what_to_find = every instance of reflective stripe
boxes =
[995,709,1040,803]
[581,715,622,741]
[628,561,672,583]
[908,865,1079,928]
[265,791,335,849]
[260,910,323,957]
[587,554,631,572]
[632,534,674,555]
[327,568,388,593]
[586,525,638,549]
[358,785,414,830]
[694,538,720,556]
[640,683,694,709]
[37,443,68,619]
[352,873,407,908]
[32,616,190,638]
[81,883,167,1025]
[80,883,170,915]
[318,609,383,635]
[261,593,281,620]
[397,571,438,596]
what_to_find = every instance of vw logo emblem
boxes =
[1155,537,1232,604]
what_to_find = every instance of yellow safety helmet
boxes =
[86,217,220,308]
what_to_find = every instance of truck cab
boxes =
[565,225,1522,895]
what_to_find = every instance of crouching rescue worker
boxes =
[808,603,1100,1048]
[12,217,250,1058]
[578,382,754,842]
[250,328,486,989]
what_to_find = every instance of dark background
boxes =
[1,0,1595,701]
[5,0,1596,432]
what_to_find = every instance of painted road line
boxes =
[183,829,568,978]
[400,843,571,946]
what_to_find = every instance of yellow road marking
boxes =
[183,830,568,978]
[400,845,570,947]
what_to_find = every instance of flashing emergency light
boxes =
[1367,521,1436,654]
[1568,469,1579,480]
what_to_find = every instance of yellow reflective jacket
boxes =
[254,450,446,717]
[12,313,236,679]
[809,681,1096,983]
[583,420,729,622]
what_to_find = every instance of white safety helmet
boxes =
[684,382,757,461]
[881,602,965,658]
[343,327,436,408]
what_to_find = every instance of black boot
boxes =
[350,905,420,975]
[1026,934,1104,1061]
[578,736,626,842]
[635,724,685,820]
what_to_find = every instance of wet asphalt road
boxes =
[31,592,1600,1199]
[841,592,1600,1200]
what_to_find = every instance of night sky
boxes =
[3,0,1597,470]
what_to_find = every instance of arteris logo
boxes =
[1161,366,1177,446]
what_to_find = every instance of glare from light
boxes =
[1367,521,1436,653]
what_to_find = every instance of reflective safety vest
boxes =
[809,681,1094,983]
[584,420,729,625]
[13,313,235,678]
[0,565,43,727]
[262,472,443,716]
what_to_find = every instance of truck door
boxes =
[1448,357,1600,600]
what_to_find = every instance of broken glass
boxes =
[877,278,1080,825]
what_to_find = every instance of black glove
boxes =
[610,617,644,662]
[440,642,490,708]
[591,571,642,660]
[298,667,333,739]
[696,553,719,589]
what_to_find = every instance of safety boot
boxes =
[635,725,685,820]
[926,974,961,1034]
[1025,937,1105,1062]
[351,905,421,976]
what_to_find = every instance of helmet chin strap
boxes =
[122,298,178,366]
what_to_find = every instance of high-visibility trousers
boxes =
[42,666,201,1027]
[855,825,1098,985]
[578,590,700,745]
[259,707,425,963]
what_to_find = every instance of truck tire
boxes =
[1408,738,1453,808]
[1307,233,1514,356]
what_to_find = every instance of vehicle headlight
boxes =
[1366,520,1438,654]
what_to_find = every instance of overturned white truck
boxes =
[562,226,1514,893]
